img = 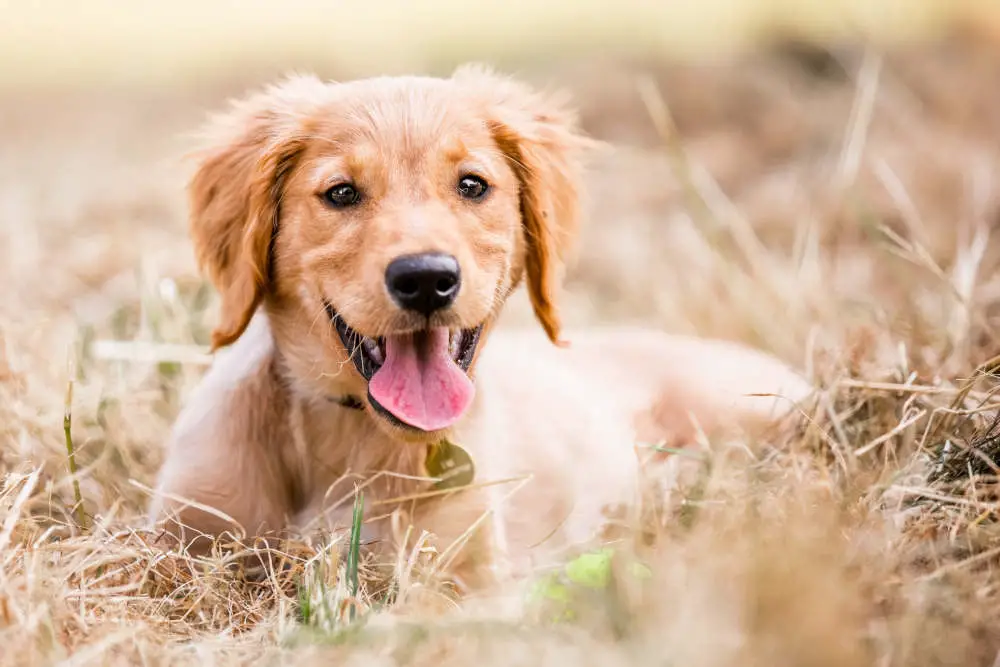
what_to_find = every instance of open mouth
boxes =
[324,301,483,432]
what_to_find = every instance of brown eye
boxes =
[323,183,361,208]
[457,175,489,200]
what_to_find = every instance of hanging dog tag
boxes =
[426,439,476,491]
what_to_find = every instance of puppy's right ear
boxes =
[453,64,600,346]
[188,75,325,350]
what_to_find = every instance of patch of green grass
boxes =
[291,489,368,641]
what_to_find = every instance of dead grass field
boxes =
[4,5,1000,665]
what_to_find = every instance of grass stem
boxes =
[64,362,86,531]
[346,489,364,622]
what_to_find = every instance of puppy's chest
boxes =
[286,402,437,525]
[286,395,635,572]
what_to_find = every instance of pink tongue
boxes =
[369,328,474,431]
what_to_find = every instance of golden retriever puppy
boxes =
[149,65,812,589]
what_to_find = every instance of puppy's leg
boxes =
[406,489,510,595]
[635,337,814,448]
[149,427,293,557]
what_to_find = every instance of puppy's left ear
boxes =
[455,65,601,345]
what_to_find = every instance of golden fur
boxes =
[149,65,813,590]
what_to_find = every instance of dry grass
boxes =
[4,15,1000,666]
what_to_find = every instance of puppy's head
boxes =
[188,65,594,440]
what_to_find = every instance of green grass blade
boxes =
[63,366,86,531]
[346,489,364,622]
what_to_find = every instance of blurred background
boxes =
[3,0,998,88]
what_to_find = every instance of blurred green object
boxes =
[528,547,652,623]
[564,548,614,588]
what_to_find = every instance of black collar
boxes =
[326,393,475,488]
[329,394,365,411]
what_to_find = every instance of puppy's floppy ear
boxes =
[454,64,600,346]
[187,75,324,350]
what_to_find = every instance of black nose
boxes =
[385,253,461,316]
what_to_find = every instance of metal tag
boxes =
[425,439,476,490]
